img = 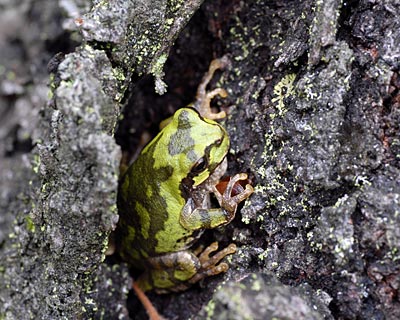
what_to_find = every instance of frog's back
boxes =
[117,127,192,266]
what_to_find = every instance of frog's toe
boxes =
[189,242,236,285]
[192,262,229,283]
[213,173,254,214]
[199,242,236,266]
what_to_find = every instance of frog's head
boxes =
[152,108,229,188]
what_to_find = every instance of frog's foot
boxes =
[213,173,254,218]
[189,241,236,285]
[198,88,228,120]
[194,56,230,120]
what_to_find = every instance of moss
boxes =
[151,53,168,95]
[271,73,296,117]
[257,250,268,261]
[203,299,216,320]
[25,215,36,233]
[32,154,40,174]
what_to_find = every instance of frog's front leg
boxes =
[137,246,235,294]
[213,173,254,215]
[180,173,254,230]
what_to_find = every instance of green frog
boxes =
[117,57,254,293]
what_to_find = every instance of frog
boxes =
[117,57,254,293]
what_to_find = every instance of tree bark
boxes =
[1,0,399,319]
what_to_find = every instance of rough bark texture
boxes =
[1,0,399,320]
[0,0,203,319]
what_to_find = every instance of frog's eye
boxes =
[191,156,208,174]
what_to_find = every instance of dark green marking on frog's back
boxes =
[168,109,196,158]
[118,132,174,260]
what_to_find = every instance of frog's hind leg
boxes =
[193,56,230,120]
[137,251,200,294]
[136,243,236,293]
[188,241,237,285]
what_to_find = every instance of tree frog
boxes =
[117,57,254,293]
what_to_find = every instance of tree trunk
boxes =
[1,1,399,319]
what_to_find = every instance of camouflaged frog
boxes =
[117,57,254,293]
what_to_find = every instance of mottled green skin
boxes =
[117,108,230,291]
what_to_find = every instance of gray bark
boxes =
[1,0,399,319]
